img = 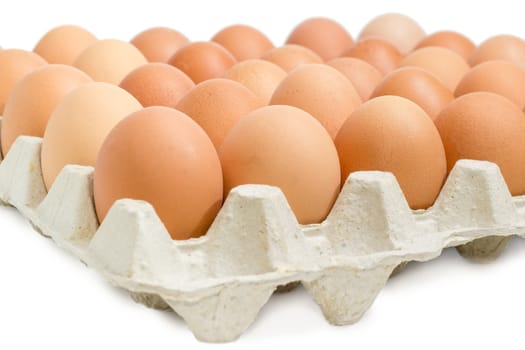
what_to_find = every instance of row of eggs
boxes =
[1,13,525,240]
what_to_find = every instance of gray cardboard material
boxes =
[1,134,523,342]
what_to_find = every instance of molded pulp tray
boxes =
[1,126,524,342]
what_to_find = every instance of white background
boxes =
[1,1,525,349]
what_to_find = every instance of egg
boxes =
[94,106,223,240]
[270,63,361,138]
[219,105,340,224]
[335,95,446,209]
[33,25,97,65]
[168,41,236,83]
[41,82,142,190]
[1,64,92,155]
[454,60,525,109]
[131,27,189,62]
[468,34,525,69]
[435,92,525,195]
[285,17,353,61]
[176,78,263,149]
[119,62,195,108]
[371,67,453,119]
[327,57,383,101]
[399,46,470,91]
[344,38,402,75]
[415,30,476,61]
[358,13,425,55]
[0,49,47,114]
[261,44,323,72]
[223,59,286,104]
[73,39,147,84]
[211,24,274,61]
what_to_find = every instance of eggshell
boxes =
[261,44,323,72]
[358,13,425,55]
[335,95,447,209]
[223,59,286,104]
[1,64,92,155]
[270,63,361,138]
[119,62,195,108]
[344,38,402,75]
[211,24,274,61]
[131,27,189,62]
[327,57,383,100]
[94,106,223,240]
[399,46,470,91]
[454,60,525,109]
[168,41,236,83]
[176,78,263,149]
[415,30,476,61]
[285,17,353,61]
[435,92,525,195]
[219,105,340,224]
[0,49,47,113]
[41,82,142,190]
[468,34,525,69]
[33,25,97,65]
[73,39,147,84]
[371,67,453,119]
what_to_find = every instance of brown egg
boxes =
[455,60,525,109]
[119,62,195,108]
[94,106,223,239]
[223,59,286,104]
[168,41,236,83]
[176,78,262,149]
[344,37,402,75]
[73,39,147,84]
[371,67,453,119]
[285,17,353,61]
[469,35,525,69]
[358,13,425,55]
[211,24,274,61]
[1,64,92,156]
[131,27,189,62]
[261,44,323,72]
[219,105,340,224]
[270,63,361,138]
[41,82,142,190]
[399,46,470,91]
[435,92,525,195]
[33,25,97,65]
[335,95,446,209]
[327,57,383,100]
[0,49,47,114]
[415,30,476,61]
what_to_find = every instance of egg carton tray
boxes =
[1,127,525,343]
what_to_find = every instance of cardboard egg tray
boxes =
[1,119,525,343]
